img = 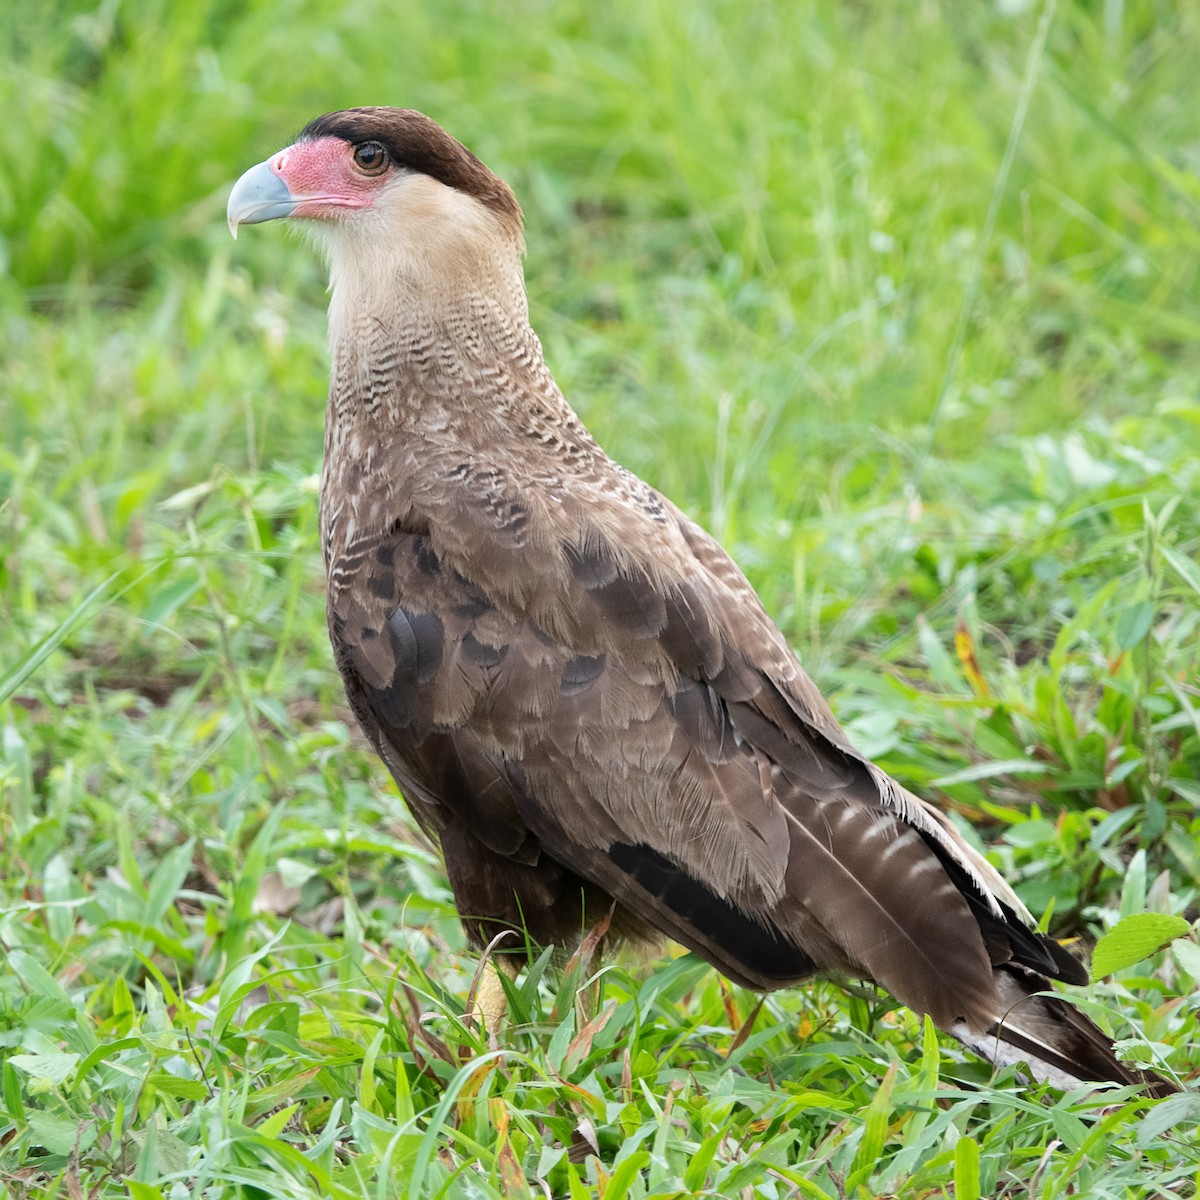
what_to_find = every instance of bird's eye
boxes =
[351,141,389,175]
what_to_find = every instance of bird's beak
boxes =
[226,158,301,239]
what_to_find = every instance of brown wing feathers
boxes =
[238,107,1177,1095]
[331,500,1173,1092]
[338,512,1051,1018]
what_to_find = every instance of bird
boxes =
[227,107,1174,1096]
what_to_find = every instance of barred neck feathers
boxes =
[318,191,560,470]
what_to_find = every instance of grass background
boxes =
[2,0,1199,1195]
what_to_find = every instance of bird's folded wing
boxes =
[329,501,1077,1024]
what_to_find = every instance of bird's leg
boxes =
[466,954,518,1038]
[477,959,513,1034]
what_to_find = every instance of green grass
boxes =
[2,0,1200,1195]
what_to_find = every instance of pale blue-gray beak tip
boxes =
[227,159,300,239]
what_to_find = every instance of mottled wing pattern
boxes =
[330,492,1078,1030]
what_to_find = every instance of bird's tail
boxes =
[951,964,1176,1098]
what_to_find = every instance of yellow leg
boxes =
[467,956,516,1036]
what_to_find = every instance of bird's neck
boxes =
[324,236,556,427]
[318,240,591,564]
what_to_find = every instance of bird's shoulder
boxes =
[327,437,844,742]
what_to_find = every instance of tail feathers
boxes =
[951,965,1176,1098]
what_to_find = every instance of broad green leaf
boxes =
[1119,850,1148,918]
[917,619,966,692]
[1049,1106,1088,1152]
[1171,938,1200,980]
[954,1135,980,1200]
[134,1124,191,1183]
[5,950,70,1002]
[75,1037,143,1082]
[1165,777,1200,807]
[848,1062,896,1190]
[683,1131,723,1191]
[1160,544,1200,599]
[546,1011,575,1073]
[8,1052,79,1086]
[258,1102,301,1139]
[565,1166,593,1200]
[359,1028,383,1115]
[393,1049,415,1125]
[142,573,201,625]
[2,1062,25,1121]
[101,919,193,962]
[126,1185,165,1200]
[1115,600,1154,651]
[27,1110,94,1156]
[934,759,1048,787]
[1092,913,1192,979]
[1112,1039,1175,1069]
[601,1150,650,1200]
[1135,1094,1200,1147]
[147,1071,208,1101]
[144,837,196,926]
[42,853,76,944]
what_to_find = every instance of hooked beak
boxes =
[226,158,301,238]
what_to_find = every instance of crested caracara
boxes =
[228,107,1174,1095]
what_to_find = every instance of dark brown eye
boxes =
[351,141,388,175]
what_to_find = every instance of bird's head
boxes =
[227,108,524,296]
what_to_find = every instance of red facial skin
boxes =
[270,136,392,220]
